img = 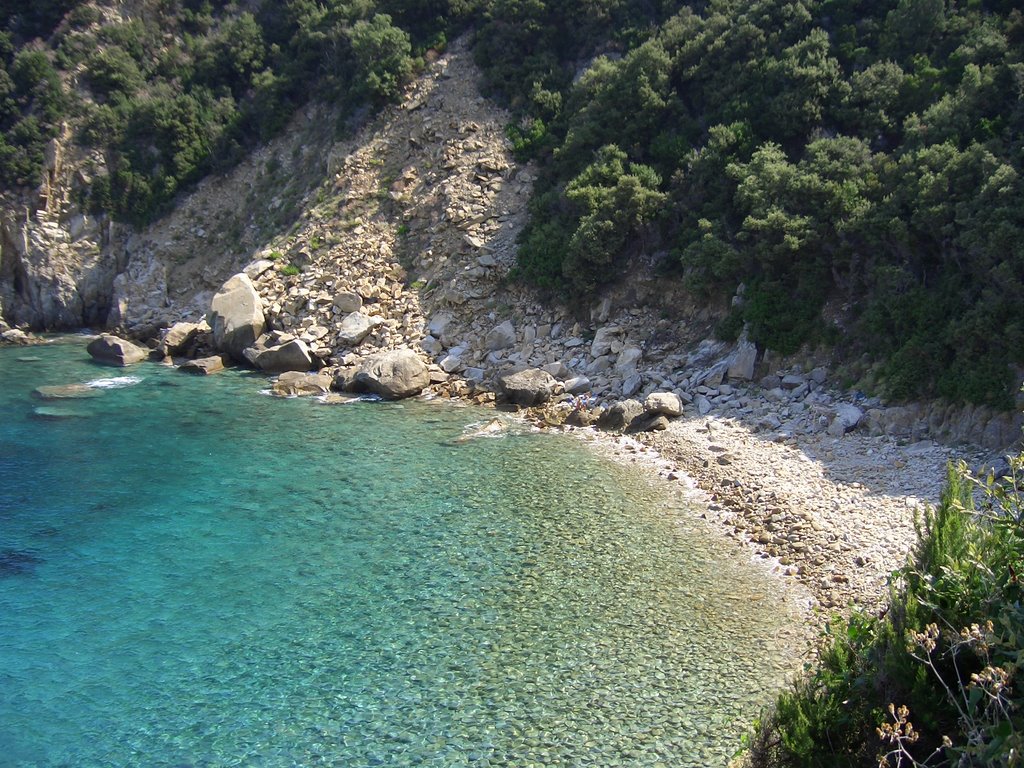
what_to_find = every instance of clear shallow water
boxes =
[0,339,800,767]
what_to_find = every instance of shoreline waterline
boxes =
[1,339,809,767]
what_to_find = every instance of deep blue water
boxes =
[0,339,800,767]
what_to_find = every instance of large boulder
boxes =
[591,326,622,358]
[485,320,516,351]
[354,348,430,399]
[496,368,558,406]
[644,392,683,417]
[615,346,643,373]
[727,337,758,381]
[273,370,332,397]
[87,334,148,366]
[179,355,228,375]
[828,403,865,437]
[564,375,592,395]
[631,413,671,432]
[597,399,644,431]
[244,335,313,373]
[333,291,363,314]
[208,274,265,362]
[337,311,376,347]
[158,321,206,358]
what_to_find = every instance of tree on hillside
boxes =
[347,13,413,103]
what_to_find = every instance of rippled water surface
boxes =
[0,339,801,767]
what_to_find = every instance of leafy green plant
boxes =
[279,263,300,276]
[751,453,1024,767]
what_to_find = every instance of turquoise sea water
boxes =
[0,339,801,767]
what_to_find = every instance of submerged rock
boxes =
[87,334,148,366]
[453,418,507,443]
[33,383,103,399]
[31,406,89,420]
[0,549,42,577]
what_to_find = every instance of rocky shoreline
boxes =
[1,318,1010,640]
[566,408,980,621]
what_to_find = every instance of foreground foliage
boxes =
[750,455,1024,767]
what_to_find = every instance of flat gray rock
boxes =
[87,334,148,366]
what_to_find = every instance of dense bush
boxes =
[346,14,414,103]
[0,39,65,187]
[750,454,1024,767]
[478,0,1024,406]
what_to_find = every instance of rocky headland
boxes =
[3,37,1022,625]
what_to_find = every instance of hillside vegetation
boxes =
[2,0,1023,406]
[1,0,476,221]
[476,0,1024,408]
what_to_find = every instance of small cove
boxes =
[0,339,803,767]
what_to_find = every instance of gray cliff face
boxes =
[0,208,122,329]
[0,133,124,330]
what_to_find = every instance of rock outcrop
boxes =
[0,135,122,331]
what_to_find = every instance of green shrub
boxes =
[752,456,1024,767]
[347,14,414,103]
[85,47,145,100]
